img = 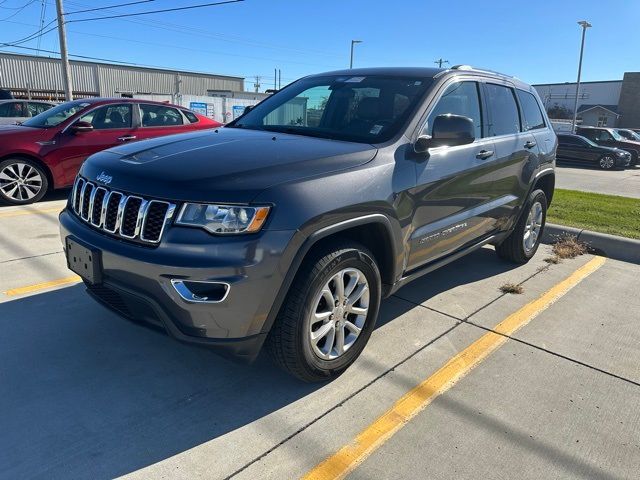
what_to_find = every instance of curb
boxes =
[542,223,640,264]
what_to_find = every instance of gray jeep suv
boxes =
[59,66,556,381]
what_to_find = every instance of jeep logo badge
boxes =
[96,171,113,185]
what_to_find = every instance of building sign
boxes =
[232,105,245,119]
[189,102,207,116]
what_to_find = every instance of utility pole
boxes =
[350,40,362,68]
[274,68,277,90]
[278,69,281,90]
[55,0,73,101]
[253,75,261,93]
[572,20,592,133]
[434,58,449,68]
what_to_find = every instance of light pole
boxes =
[55,0,73,101]
[350,40,362,69]
[572,20,592,133]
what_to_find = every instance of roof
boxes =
[577,104,619,115]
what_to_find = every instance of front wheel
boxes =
[266,242,381,382]
[496,189,547,263]
[598,155,616,170]
[0,158,49,205]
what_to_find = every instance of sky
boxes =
[1,0,639,91]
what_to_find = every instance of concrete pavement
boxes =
[1,195,638,480]
[556,165,640,198]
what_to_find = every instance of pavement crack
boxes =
[223,321,463,479]
[0,250,63,264]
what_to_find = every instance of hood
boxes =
[0,124,52,140]
[80,128,377,203]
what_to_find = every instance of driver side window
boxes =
[79,105,132,130]
[423,81,482,139]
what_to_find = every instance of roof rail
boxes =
[450,64,515,79]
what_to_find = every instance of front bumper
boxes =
[59,208,296,362]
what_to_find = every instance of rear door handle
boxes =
[476,149,494,160]
[117,135,137,142]
[524,140,537,149]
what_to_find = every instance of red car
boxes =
[0,98,222,204]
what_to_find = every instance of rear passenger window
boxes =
[183,110,199,123]
[140,104,184,127]
[516,90,545,131]
[423,81,482,139]
[485,84,520,136]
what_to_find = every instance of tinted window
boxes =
[183,110,199,123]
[141,104,184,127]
[230,75,432,144]
[516,90,545,131]
[0,101,25,117]
[21,100,91,128]
[423,81,482,139]
[28,102,53,116]
[558,135,583,146]
[79,104,132,130]
[485,84,520,136]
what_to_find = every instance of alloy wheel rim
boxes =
[523,201,543,253]
[600,156,614,169]
[308,267,370,360]
[0,162,43,201]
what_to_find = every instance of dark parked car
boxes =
[615,128,640,142]
[0,98,221,205]
[556,133,631,169]
[60,66,556,381]
[576,126,640,166]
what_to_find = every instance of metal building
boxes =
[0,51,244,101]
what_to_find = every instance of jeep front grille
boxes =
[72,176,175,244]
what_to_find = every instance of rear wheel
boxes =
[266,242,381,382]
[496,189,547,264]
[598,155,616,170]
[0,158,48,205]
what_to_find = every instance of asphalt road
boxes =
[556,164,640,198]
[1,195,638,480]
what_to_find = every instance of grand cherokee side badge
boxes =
[96,171,113,185]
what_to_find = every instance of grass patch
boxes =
[552,235,588,259]
[499,283,524,294]
[547,189,640,239]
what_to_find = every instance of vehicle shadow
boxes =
[0,248,519,479]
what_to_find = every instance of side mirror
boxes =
[70,121,94,134]
[414,114,475,153]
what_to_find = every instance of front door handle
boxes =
[524,140,537,149]
[476,149,494,160]
[117,135,137,142]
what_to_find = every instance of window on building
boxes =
[597,114,608,127]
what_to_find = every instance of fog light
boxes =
[171,279,230,303]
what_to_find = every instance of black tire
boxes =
[597,154,616,170]
[496,189,547,264]
[266,241,382,382]
[0,158,49,205]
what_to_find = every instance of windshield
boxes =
[21,100,92,128]
[229,74,433,143]
[609,129,623,141]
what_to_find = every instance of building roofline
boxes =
[0,50,245,82]
[532,79,622,87]
[577,105,620,116]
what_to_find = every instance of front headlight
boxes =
[175,203,270,234]
[616,151,626,157]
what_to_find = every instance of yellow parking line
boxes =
[303,255,606,480]
[3,275,81,296]
[0,207,62,219]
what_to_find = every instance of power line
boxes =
[66,0,155,15]
[35,0,47,55]
[66,0,244,24]
[0,0,37,21]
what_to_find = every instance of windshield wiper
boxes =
[261,125,336,140]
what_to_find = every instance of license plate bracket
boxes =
[65,237,102,285]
